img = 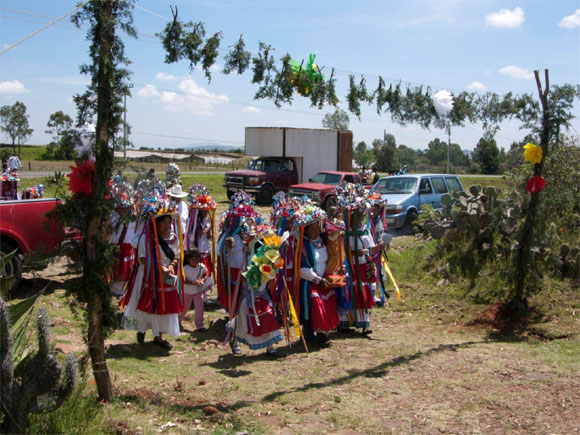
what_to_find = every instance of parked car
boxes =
[288,171,368,212]
[0,198,66,291]
[373,174,464,233]
[224,156,299,205]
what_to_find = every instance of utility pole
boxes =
[123,92,127,167]
[446,122,451,173]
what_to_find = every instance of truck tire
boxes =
[322,196,337,214]
[227,190,235,200]
[402,210,418,235]
[257,184,274,205]
[0,242,22,294]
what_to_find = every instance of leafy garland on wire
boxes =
[157,8,580,136]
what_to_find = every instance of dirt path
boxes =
[17,253,580,434]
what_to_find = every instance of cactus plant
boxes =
[0,295,77,433]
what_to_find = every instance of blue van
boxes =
[372,174,464,233]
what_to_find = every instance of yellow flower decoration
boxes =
[260,264,276,280]
[251,253,269,266]
[264,249,281,264]
[523,143,543,164]
[262,232,281,248]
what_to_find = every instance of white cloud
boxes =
[396,15,454,27]
[559,9,580,29]
[0,80,28,94]
[485,7,524,28]
[37,76,89,86]
[158,78,228,116]
[138,84,160,97]
[276,120,289,126]
[483,69,492,76]
[466,81,486,91]
[499,65,534,80]
[155,72,177,81]
[243,106,261,113]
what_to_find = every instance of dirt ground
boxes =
[16,241,580,434]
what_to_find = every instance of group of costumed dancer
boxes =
[108,176,400,354]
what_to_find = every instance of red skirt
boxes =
[310,282,339,333]
[137,280,183,315]
[352,263,375,310]
[201,254,213,278]
[217,267,239,311]
[113,243,135,282]
[247,297,280,336]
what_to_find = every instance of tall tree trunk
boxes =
[86,0,115,402]
[513,69,550,308]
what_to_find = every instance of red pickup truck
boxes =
[0,198,65,291]
[224,156,299,205]
[288,171,369,212]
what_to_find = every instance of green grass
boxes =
[459,175,508,191]
[1,144,46,161]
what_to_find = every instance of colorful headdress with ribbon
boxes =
[294,198,326,227]
[335,182,374,214]
[110,179,134,209]
[134,177,173,217]
[0,169,19,182]
[22,184,44,199]
[243,230,288,291]
[187,183,216,210]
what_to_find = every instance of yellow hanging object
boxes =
[382,252,401,299]
[287,287,301,339]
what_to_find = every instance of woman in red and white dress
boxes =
[121,213,184,350]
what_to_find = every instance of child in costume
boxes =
[336,183,385,335]
[186,184,216,298]
[295,201,339,344]
[216,192,255,312]
[369,196,390,306]
[120,182,185,350]
[229,228,285,356]
[180,248,208,331]
[109,180,137,297]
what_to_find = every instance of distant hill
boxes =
[186,143,243,152]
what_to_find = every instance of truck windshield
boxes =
[310,172,342,185]
[248,159,280,171]
[374,177,418,194]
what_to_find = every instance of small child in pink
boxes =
[179,249,208,331]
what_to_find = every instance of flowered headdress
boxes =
[110,179,134,209]
[187,183,216,210]
[294,198,326,227]
[22,184,44,199]
[0,169,19,182]
[335,182,374,214]
[134,177,174,217]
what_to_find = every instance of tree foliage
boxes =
[0,101,33,156]
[473,133,501,174]
[322,108,350,131]
[353,141,374,167]
[43,111,78,160]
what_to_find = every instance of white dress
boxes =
[122,233,181,337]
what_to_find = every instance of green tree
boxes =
[426,138,447,165]
[43,111,78,160]
[322,108,350,131]
[473,133,500,174]
[354,140,374,167]
[374,133,398,171]
[397,144,419,171]
[0,101,33,156]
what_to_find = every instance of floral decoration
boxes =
[523,143,543,165]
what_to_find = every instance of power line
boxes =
[0,2,90,56]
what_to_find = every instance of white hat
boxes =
[168,184,188,198]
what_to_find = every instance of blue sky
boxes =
[1,0,579,152]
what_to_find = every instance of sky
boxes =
[1,0,579,153]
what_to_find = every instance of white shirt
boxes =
[349,232,376,265]
[174,200,189,235]
[8,156,21,170]
[184,263,208,295]
[188,213,211,254]
[300,237,328,282]
[110,211,136,244]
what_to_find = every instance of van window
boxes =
[374,177,418,194]
[445,177,462,192]
[431,177,448,194]
[419,178,432,194]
